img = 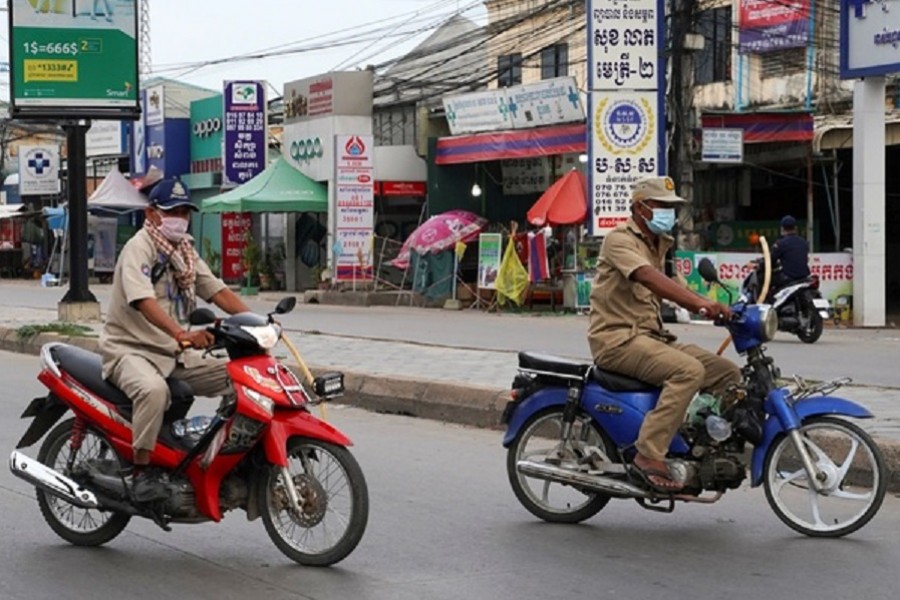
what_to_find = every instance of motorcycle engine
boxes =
[698,452,746,491]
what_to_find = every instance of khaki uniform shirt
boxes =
[587,218,676,361]
[100,229,226,378]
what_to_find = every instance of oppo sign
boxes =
[193,118,222,138]
[289,137,324,164]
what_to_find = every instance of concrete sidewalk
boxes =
[1,300,899,491]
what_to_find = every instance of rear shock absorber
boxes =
[66,417,88,472]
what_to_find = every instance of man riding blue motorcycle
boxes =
[587,176,741,492]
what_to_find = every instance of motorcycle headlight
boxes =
[758,304,778,342]
[240,324,282,350]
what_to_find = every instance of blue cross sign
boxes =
[27,152,51,175]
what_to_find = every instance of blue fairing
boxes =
[501,382,690,455]
[749,396,873,486]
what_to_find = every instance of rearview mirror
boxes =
[188,307,216,326]
[697,258,720,284]
[274,296,297,315]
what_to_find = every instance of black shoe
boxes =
[129,470,168,503]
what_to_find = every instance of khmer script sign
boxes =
[588,0,659,91]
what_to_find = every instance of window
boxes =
[761,48,806,78]
[540,43,568,79]
[694,6,732,85]
[498,53,523,87]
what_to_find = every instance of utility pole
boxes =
[668,0,698,250]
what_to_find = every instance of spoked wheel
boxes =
[36,418,131,546]
[763,416,886,537]
[796,296,824,343]
[507,407,614,524]
[259,438,369,566]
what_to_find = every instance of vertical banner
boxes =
[587,0,665,236]
[88,215,118,273]
[739,0,810,54]
[18,144,61,195]
[223,81,267,186]
[221,212,252,282]
[131,89,147,176]
[334,135,374,281]
[477,233,502,290]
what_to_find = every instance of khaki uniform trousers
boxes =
[597,335,742,461]
[108,354,230,452]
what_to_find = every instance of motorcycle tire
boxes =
[506,407,614,524]
[36,418,131,546]
[259,437,369,566]
[796,295,824,344]
[763,416,886,538]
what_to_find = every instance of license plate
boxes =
[812,298,830,309]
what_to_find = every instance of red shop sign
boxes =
[221,211,252,281]
[379,181,426,197]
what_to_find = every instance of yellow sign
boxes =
[24,59,77,82]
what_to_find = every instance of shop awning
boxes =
[435,123,586,165]
[701,111,813,143]
[89,169,148,213]
[201,157,327,214]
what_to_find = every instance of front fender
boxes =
[262,409,352,467]
[501,387,568,447]
[749,395,873,486]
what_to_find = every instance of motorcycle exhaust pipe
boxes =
[9,451,100,509]
[517,459,651,499]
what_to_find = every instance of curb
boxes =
[3,326,899,494]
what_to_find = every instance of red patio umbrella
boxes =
[526,170,588,227]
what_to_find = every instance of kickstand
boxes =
[636,496,676,513]
[146,505,172,532]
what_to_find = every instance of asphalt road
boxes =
[3,282,900,388]
[1,351,898,600]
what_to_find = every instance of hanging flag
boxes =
[527,230,550,283]
[495,237,529,306]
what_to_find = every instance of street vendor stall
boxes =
[525,169,588,309]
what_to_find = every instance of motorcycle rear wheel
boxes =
[259,437,369,566]
[36,418,131,546]
[507,407,613,524]
[796,296,823,344]
[763,416,886,537]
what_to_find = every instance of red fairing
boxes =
[262,411,353,467]
[228,355,310,408]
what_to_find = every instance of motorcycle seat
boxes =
[49,344,193,411]
[518,352,591,379]
[590,368,654,392]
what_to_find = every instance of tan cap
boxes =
[631,176,685,204]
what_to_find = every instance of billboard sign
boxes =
[223,81,266,186]
[701,128,743,163]
[739,0,810,54]
[840,0,900,78]
[588,0,660,91]
[8,0,139,119]
[86,120,126,156]
[283,71,373,124]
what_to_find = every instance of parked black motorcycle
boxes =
[741,259,829,343]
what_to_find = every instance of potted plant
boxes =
[202,238,222,277]
[240,233,262,296]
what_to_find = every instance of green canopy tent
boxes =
[201,156,327,213]
[200,156,329,292]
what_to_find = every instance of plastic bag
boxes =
[495,238,529,306]
[686,392,720,425]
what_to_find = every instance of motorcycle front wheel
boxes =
[507,407,613,524]
[36,418,131,546]
[796,295,824,343]
[763,416,886,537]
[259,437,369,566]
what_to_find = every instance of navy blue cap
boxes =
[780,215,797,229]
[149,179,197,211]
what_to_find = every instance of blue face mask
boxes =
[642,204,676,235]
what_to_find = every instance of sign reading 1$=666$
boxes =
[22,38,103,55]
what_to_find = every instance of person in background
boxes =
[587,176,741,493]
[769,215,811,291]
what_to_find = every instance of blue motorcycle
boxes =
[501,255,886,537]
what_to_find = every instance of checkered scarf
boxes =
[144,220,197,311]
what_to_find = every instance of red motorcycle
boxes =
[9,297,368,566]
